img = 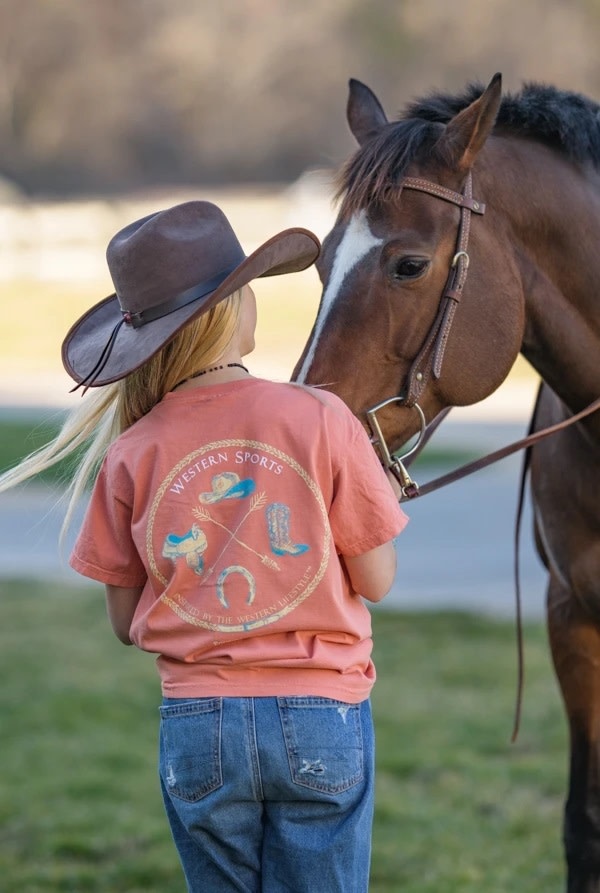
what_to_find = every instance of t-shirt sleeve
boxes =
[328,410,409,557]
[69,453,147,588]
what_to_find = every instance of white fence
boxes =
[0,171,336,283]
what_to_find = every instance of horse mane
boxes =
[339,81,600,214]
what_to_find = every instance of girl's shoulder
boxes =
[263,380,363,440]
[263,379,353,414]
[104,403,163,463]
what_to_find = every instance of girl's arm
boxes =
[342,541,397,603]
[105,584,145,645]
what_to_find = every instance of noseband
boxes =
[367,171,486,497]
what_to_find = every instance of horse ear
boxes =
[439,72,502,171]
[347,78,388,145]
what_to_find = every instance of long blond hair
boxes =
[0,290,243,535]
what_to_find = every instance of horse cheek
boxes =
[439,251,524,407]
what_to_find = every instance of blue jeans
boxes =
[158,696,375,892]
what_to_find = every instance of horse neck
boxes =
[482,138,600,414]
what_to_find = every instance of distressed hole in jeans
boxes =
[299,758,326,775]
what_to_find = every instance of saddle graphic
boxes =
[162,523,207,575]
[266,503,309,556]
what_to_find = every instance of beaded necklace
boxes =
[173,362,249,390]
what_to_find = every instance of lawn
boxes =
[0,413,485,487]
[0,579,567,892]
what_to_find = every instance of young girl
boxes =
[1,200,408,892]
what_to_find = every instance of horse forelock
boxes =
[337,119,444,217]
[338,82,600,216]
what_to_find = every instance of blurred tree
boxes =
[0,0,598,196]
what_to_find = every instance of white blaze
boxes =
[296,210,383,382]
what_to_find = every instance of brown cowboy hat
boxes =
[61,200,320,388]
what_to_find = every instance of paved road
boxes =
[386,449,546,619]
[0,416,547,620]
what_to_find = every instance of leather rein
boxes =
[366,171,600,500]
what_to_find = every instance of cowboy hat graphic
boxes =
[199,471,255,504]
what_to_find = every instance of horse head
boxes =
[294,71,600,892]
[293,73,525,459]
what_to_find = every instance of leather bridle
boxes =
[367,170,485,498]
[366,171,600,502]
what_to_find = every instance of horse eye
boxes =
[390,257,429,280]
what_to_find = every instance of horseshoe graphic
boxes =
[216,566,256,609]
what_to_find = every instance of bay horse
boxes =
[293,73,600,892]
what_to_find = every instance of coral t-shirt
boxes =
[70,378,408,702]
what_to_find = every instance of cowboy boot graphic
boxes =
[266,503,309,556]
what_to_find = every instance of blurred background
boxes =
[1,0,599,404]
[2,0,600,611]
[3,0,598,610]
[3,3,599,889]
[2,0,599,197]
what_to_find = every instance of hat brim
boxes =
[62,227,320,387]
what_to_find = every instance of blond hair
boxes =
[0,290,243,537]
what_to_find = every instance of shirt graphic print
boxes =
[149,438,330,633]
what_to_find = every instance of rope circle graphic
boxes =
[149,439,330,632]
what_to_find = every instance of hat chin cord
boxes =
[70,266,241,394]
[70,317,126,395]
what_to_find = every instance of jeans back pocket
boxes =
[159,698,223,803]
[277,697,364,794]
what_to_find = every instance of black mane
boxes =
[340,81,600,213]
[407,81,600,163]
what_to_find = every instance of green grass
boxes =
[0,415,91,487]
[0,416,481,488]
[0,416,68,484]
[0,580,567,891]
[369,609,566,892]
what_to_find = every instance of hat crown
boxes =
[107,201,246,314]
[62,200,320,388]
